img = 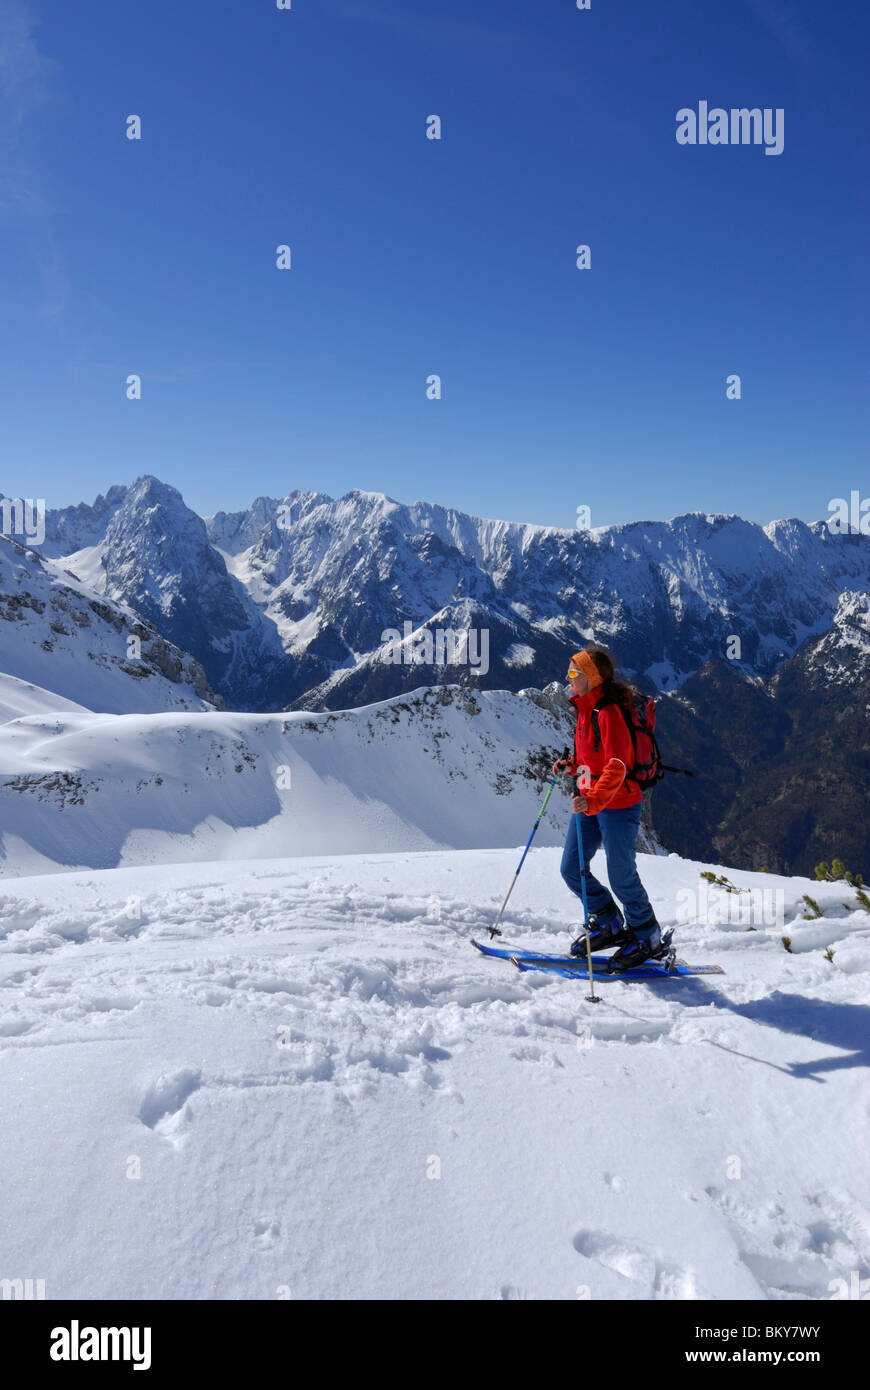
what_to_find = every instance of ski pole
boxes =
[573,782,601,1004]
[489,746,570,938]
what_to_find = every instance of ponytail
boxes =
[584,647,637,712]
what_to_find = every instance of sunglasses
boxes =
[566,667,581,679]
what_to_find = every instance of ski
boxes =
[511,955,725,981]
[471,937,724,981]
[471,937,613,968]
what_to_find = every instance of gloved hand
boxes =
[552,757,577,778]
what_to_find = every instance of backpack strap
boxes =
[589,696,613,753]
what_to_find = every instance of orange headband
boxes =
[570,650,604,687]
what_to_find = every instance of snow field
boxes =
[1,847,867,1300]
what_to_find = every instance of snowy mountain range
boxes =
[0,534,220,716]
[4,474,868,876]
[36,475,870,713]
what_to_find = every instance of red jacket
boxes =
[568,689,642,815]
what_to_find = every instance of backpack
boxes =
[590,691,693,790]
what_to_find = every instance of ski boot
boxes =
[608,919,675,973]
[570,901,630,957]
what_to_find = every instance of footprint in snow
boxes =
[0,1016,34,1037]
[704,1183,870,1298]
[252,1218,281,1251]
[138,1067,202,1148]
[573,1228,698,1299]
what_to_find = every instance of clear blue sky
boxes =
[2,0,867,529]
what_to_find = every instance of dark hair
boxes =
[585,646,637,711]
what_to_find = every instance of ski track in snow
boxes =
[0,849,868,1301]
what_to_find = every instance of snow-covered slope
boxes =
[0,684,659,877]
[0,535,221,715]
[0,672,88,723]
[39,476,870,711]
[1,847,867,1299]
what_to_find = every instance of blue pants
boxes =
[560,804,654,928]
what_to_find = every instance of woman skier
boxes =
[552,646,663,970]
